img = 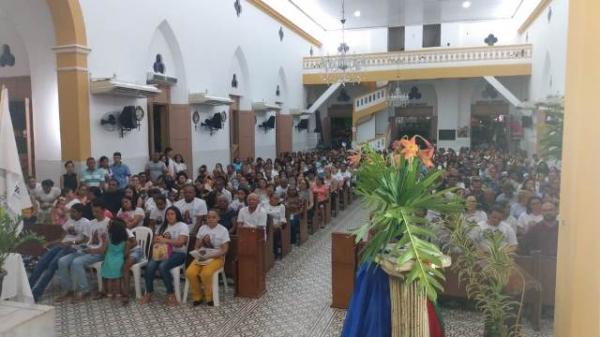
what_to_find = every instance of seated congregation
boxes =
[23,148,355,306]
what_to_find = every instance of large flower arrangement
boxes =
[350,136,464,301]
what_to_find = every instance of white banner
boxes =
[0,87,32,219]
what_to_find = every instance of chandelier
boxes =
[389,82,409,108]
[320,0,362,85]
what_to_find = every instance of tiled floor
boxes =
[42,202,554,337]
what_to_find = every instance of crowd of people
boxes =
[23,143,560,308]
[433,147,561,256]
[25,147,354,305]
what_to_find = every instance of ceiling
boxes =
[290,0,524,30]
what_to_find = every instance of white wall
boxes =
[375,109,388,135]
[441,19,519,48]
[0,18,29,78]
[80,0,316,173]
[405,25,424,50]
[191,105,231,172]
[255,111,277,160]
[0,0,61,181]
[323,28,388,54]
[516,0,568,101]
[356,116,375,143]
[90,96,149,174]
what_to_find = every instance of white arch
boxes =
[147,20,188,103]
[229,46,252,109]
[277,67,289,110]
[0,1,60,180]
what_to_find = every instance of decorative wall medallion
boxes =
[0,44,16,67]
[408,87,422,100]
[484,34,498,46]
[279,27,284,41]
[231,74,238,88]
[153,54,165,74]
[234,0,242,17]
[482,84,499,99]
[547,7,552,22]
[276,85,280,96]
[309,46,314,56]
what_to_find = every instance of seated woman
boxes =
[116,196,145,229]
[263,192,286,258]
[141,206,189,306]
[185,209,230,306]
[464,195,487,226]
[311,177,329,228]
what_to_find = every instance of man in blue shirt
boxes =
[109,152,131,190]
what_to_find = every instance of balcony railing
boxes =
[355,87,388,112]
[304,44,532,74]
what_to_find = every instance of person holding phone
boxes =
[141,206,189,306]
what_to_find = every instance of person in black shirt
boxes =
[61,160,78,191]
[216,195,237,234]
[82,186,102,220]
[102,178,123,216]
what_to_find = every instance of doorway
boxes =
[229,95,240,161]
[471,102,510,151]
[392,106,436,143]
[149,104,170,154]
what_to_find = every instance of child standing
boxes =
[99,219,130,302]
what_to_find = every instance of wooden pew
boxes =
[331,190,339,217]
[236,227,266,298]
[299,206,309,245]
[280,213,292,257]
[265,217,275,271]
[331,231,360,309]
[225,234,239,279]
[16,224,64,257]
[325,192,332,225]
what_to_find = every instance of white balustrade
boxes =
[304,44,532,73]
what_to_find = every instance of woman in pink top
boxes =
[312,177,329,228]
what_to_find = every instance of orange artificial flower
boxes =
[399,136,420,160]
[347,151,362,168]
[417,137,435,169]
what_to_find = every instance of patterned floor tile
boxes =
[43,201,554,337]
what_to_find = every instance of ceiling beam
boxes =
[247,0,323,47]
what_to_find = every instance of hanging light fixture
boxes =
[320,0,362,85]
[389,82,409,108]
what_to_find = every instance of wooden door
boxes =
[238,110,256,160]
[229,95,240,161]
[276,113,293,156]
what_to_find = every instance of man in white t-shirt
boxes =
[29,203,90,302]
[472,206,518,250]
[174,185,208,232]
[57,201,109,302]
[237,193,267,228]
[334,164,352,187]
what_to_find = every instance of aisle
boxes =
[50,203,367,337]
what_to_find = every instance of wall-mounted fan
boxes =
[199,111,227,135]
[100,111,119,132]
[99,105,145,137]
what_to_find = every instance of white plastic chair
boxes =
[182,261,228,306]
[130,227,153,299]
[166,237,196,303]
[90,226,153,295]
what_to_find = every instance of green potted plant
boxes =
[448,217,523,337]
[350,136,464,336]
[0,206,43,292]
